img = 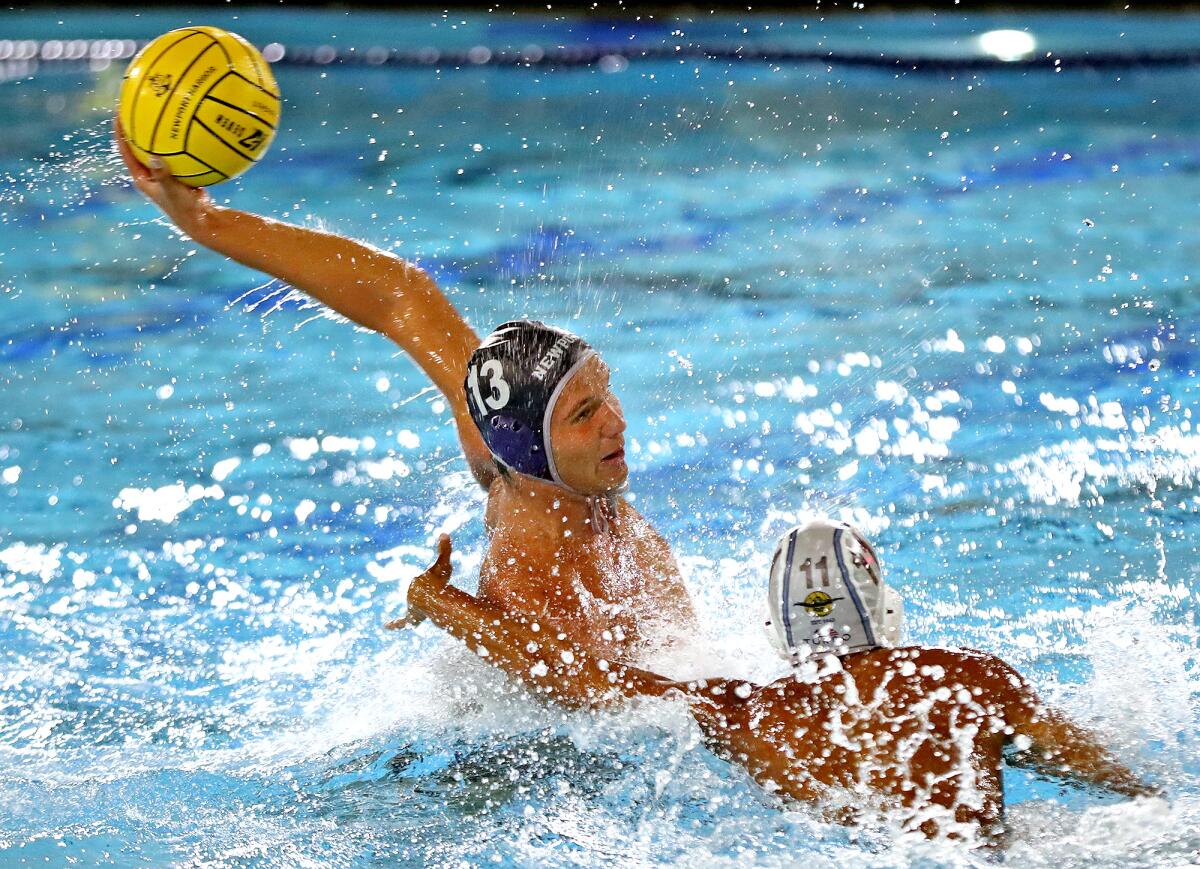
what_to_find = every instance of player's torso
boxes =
[480,493,674,653]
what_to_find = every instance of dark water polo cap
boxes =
[465,320,595,485]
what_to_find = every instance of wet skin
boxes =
[392,538,1158,841]
[114,117,696,657]
[687,648,1027,838]
[479,355,696,656]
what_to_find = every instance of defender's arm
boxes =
[388,536,676,709]
[1008,702,1159,797]
[985,658,1158,798]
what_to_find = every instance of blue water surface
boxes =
[1,8,1198,868]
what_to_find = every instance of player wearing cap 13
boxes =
[114,124,698,663]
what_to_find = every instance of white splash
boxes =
[113,482,224,523]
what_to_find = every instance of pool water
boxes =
[2,9,1199,867]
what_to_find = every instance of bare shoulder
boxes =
[483,475,505,534]
[613,497,698,628]
[616,496,652,525]
[847,646,1026,686]
[476,542,552,615]
[933,646,1025,682]
[894,646,1030,697]
[477,503,559,610]
[616,498,671,550]
[833,647,1036,728]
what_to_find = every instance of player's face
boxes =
[549,356,627,494]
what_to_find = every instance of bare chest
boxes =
[483,518,667,644]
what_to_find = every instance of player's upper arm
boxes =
[375,273,495,489]
[453,406,498,490]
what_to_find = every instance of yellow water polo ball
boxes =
[119,26,280,187]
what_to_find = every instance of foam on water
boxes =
[1,500,1197,865]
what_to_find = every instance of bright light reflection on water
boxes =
[978,29,1037,62]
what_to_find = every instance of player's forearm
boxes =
[186,203,447,338]
[409,582,673,708]
[1017,708,1158,797]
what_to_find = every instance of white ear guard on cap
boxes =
[765,519,904,660]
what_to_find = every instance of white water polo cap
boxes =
[766,519,904,660]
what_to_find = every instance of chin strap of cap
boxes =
[498,459,626,535]
[587,490,619,534]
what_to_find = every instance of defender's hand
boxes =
[384,534,452,631]
[114,115,214,236]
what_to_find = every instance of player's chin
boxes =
[596,453,628,487]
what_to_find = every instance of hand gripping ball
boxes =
[119,26,281,187]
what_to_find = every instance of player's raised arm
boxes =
[114,118,495,487]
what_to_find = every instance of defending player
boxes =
[389,520,1158,841]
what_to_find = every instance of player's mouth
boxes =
[601,447,625,464]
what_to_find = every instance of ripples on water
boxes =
[2,9,1199,867]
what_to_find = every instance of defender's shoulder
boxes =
[895,646,1028,690]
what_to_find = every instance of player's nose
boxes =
[601,395,626,437]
